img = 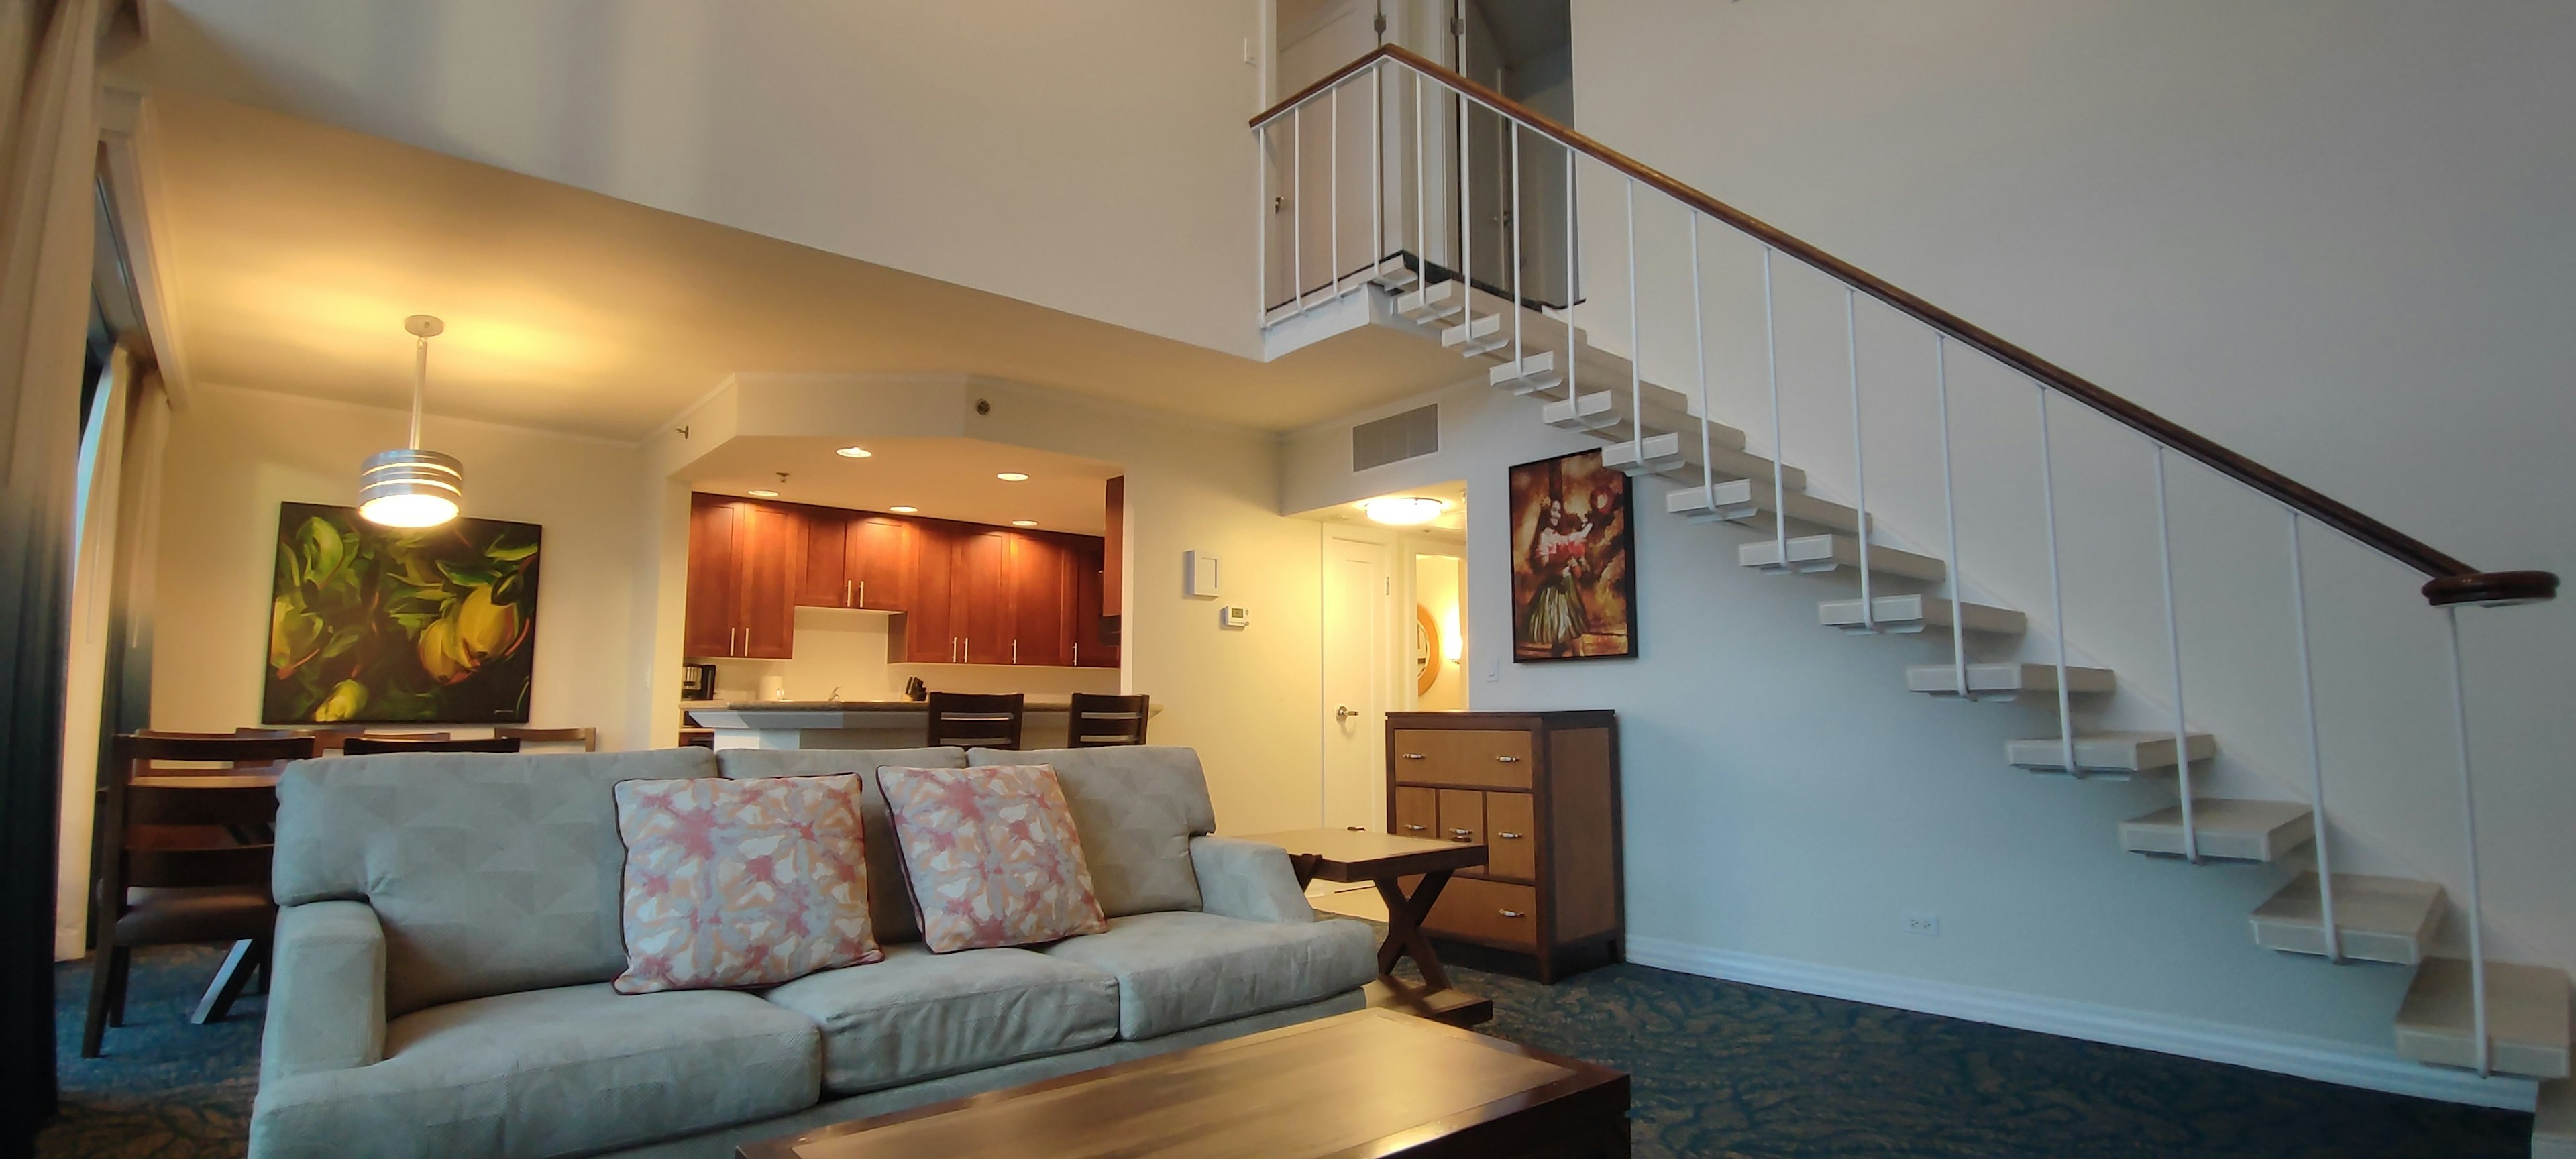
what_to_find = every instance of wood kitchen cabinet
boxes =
[796,506,918,612]
[899,520,960,663]
[1006,531,1071,667]
[1071,537,1118,669]
[685,493,794,659]
[1386,710,1622,983]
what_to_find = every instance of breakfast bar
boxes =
[688,699,1157,751]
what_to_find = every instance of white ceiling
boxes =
[675,437,1122,535]
[147,91,1477,441]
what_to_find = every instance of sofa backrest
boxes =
[716,746,967,945]
[968,746,1214,918]
[272,747,716,1017]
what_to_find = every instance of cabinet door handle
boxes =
[729,626,737,655]
[1499,909,1526,919]
[1073,643,1079,665]
[1401,753,1425,760]
[1403,824,1427,832]
[1495,755,1521,763]
[845,579,852,607]
[949,636,957,663]
[1449,828,1473,840]
[859,580,865,606]
[1012,639,1019,664]
[1497,831,1524,840]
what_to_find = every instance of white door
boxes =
[1321,536,1393,833]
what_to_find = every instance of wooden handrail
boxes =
[1254,46,2557,608]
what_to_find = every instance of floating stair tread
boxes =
[1619,438,1809,492]
[2121,799,2312,862]
[1542,388,1748,448]
[2250,872,2446,966]
[1744,535,1946,582]
[2008,730,2216,773]
[1905,662,2115,696]
[1819,595,2024,636]
[2395,958,2571,1079]
[1670,476,1860,531]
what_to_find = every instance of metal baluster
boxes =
[2443,606,2491,1076]
[1565,146,1576,400]
[1510,122,1523,368]
[1329,87,1340,298]
[2153,448,2197,861]
[1255,121,1268,323]
[1690,215,1711,500]
[1370,65,1382,284]
[1935,336,1965,698]
[1762,247,1785,569]
[1291,105,1303,313]
[2037,386,2073,774]
[1847,289,1872,629]
[1414,70,1426,282]
[1625,180,1642,467]
[2288,512,2341,962]
[1457,80,1470,326]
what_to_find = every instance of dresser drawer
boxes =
[1392,786,1438,840]
[1483,791,1536,881]
[1391,728,1534,790]
[1425,877,1540,950]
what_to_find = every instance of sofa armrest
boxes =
[259,901,388,1083]
[1189,836,1317,924]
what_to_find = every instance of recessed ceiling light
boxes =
[1361,496,1446,526]
[1011,520,1038,527]
[888,505,919,514]
[996,472,1030,482]
[748,488,780,498]
[834,446,873,459]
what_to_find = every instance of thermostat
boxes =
[1218,606,1250,630]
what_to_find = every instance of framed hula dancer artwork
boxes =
[1507,448,1635,661]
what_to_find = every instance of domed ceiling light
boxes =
[1361,496,1446,526]
[357,315,464,528]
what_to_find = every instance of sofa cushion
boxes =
[1040,910,1376,1040]
[877,764,1108,953]
[612,774,883,994]
[967,747,1214,918]
[246,983,818,1159]
[761,942,1118,1096]
[272,748,716,1017]
[717,747,967,945]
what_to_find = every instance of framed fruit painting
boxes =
[263,502,541,724]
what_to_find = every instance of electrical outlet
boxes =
[1902,911,1940,937]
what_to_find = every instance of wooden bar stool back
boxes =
[340,736,523,755]
[1067,693,1150,747]
[308,729,451,753]
[85,733,319,1056]
[924,692,1026,750]
[494,726,597,751]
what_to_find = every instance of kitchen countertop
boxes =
[718,699,1089,713]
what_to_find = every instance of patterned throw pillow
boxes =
[876,764,1108,953]
[612,773,884,994]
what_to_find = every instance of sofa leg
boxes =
[81,946,121,1058]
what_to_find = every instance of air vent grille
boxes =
[1352,404,1439,472]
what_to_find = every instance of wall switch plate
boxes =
[1218,606,1250,629]
[1483,656,1500,682]
[1903,911,1941,937]
[1184,551,1219,599]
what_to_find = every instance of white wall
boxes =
[1412,551,1466,710]
[121,0,1271,359]
[151,384,653,747]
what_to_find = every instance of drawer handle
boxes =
[1403,824,1427,832]
[1499,909,1526,918]
[1401,753,1426,759]
[1496,831,1524,840]
[1495,755,1521,763]
[1450,828,1473,838]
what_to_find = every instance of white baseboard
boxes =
[1625,936,2538,1112]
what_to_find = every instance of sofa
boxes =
[248,744,1376,1158]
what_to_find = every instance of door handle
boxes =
[1403,824,1427,832]
[950,636,957,663]
[1012,639,1019,665]
[845,579,852,607]
[1495,755,1521,763]
[1450,828,1473,840]
[1334,705,1355,722]
[859,580,865,606]
[1498,909,1526,919]
[1400,752,1424,760]
[729,627,738,656]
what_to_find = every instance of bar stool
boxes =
[925,692,1025,750]
[494,726,597,752]
[85,733,319,1056]
[340,736,522,755]
[1067,693,1151,747]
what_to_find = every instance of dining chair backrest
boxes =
[339,736,522,755]
[924,692,1025,751]
[101,734,317,903]
[493,726,597,752]
[313,729,453,753]
[1066,693,1151,748]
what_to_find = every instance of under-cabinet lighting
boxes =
[834,446,873,459]
[996,472,1030,482]
[888,505,919,514]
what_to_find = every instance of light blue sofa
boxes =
[248,745,1374,1158]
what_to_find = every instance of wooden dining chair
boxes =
[308,729,452,753]
[1067,693,1151,748]
[924,692,1025,750]
[493,726,597,752]
[86,733,319,1056]
[339,736,523,755]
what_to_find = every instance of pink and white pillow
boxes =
[876,764,1107,953]
[612,773,884,993]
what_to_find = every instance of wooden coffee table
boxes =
[736,1009,1627,1158]
[1243,828,1494,1027]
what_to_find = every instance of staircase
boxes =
[1256,44,2570,1131]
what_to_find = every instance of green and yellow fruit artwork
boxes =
[260,502,543,724]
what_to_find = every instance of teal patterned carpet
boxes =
[44,944,2532,1158]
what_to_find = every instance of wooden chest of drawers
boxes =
[1386,710,1621,983]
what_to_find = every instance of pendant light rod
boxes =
[404,313,443,451]
[362,315,461,529]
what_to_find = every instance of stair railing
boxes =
[1256,44,2559,1078]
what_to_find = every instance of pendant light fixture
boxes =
[358,315,464,528]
